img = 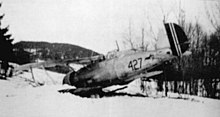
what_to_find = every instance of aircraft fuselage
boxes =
[63,22,189,90]
[63,50,172,89]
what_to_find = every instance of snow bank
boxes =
[1,78,220,117]
[1,82,220,117]
[0,69,220,117]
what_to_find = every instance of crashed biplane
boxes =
[14,23,189,97]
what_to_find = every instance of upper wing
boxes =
[14,55,105,72]
[13,60,63,71]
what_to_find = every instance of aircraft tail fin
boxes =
[164,23,189,57]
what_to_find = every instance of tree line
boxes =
[13,41,100,64]
[122,2,220,99]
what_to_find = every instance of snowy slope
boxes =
[0,69,220,117]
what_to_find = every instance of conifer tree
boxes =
[0,3,14,78]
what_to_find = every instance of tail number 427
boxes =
[128,58,142,71]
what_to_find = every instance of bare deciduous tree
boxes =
[205,1,220,30]
[122,19,135,49]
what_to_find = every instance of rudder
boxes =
[164,23,189,57]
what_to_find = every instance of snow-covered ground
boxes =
[0,68,220,117]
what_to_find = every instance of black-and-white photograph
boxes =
[0,0,220,117]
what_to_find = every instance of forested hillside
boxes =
[13,41,100,64]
